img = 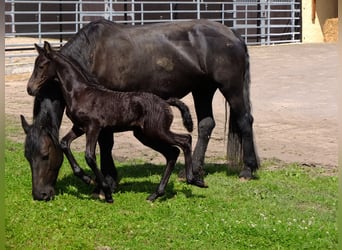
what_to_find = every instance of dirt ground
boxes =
[5,43,338,171]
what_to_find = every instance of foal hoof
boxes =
[177,169,186,181]
[147,192,162,202]
[106,197,114,203]
[92,186,105,200]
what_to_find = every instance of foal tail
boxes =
[166,98,193,132]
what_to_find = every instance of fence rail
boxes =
[5,0,301,60]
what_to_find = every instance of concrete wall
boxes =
[302,0,338,42]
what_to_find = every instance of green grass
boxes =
[5,138,337,250]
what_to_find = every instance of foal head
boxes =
[27,42,57,96]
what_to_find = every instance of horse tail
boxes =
[166,98,193,132]
[227,30,252,170]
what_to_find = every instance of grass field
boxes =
[5,122,337,249]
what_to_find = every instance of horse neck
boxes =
[34,81,65,129]
[32,100,61,145]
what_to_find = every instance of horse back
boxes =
[63,19,247,99]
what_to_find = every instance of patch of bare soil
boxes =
[5,43,338,174]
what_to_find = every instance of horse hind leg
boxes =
[225,93,259,179]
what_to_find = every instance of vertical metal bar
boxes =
[244,3,247,44]
[266,0,271,45]
[260,0,266,45]
[38,1,41,44]
[197,0,200,19]
[233,0,236,28]
[10,0,15,34]
[59,1,63,48]
[110,0,113,21]
[80,0,83,28]
[75,1,79,33]
[291,0,295,41]
[132,0,135,25]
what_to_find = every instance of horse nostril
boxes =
[27,87,33,96]
[33,188,55,201]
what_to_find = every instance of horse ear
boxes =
[20,115,31,134]
[34,43,44,55]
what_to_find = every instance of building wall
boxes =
[302,0,338,42]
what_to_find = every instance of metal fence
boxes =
[5,0,301,59]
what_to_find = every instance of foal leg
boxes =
[84,128,113,203]
[98,128,118,193]
[133,130,180,201]
[60,125,93,185]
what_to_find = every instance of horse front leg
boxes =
[192,117,216,177]
[85,128,113,203]
[190,90,216,180]
[60,125,94,185]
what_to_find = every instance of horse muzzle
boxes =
[27,86,38,96]
[32,186,55,201]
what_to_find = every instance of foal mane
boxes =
[51,49,110,92]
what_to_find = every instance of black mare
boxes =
[26,19,259,199]
[28,41,206,202]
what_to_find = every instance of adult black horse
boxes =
[26,19,259,199]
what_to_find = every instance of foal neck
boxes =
[52,52,90,92]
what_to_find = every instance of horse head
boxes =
[20,112,63,201]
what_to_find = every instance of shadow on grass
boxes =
[117,161,240,178]
[55,162,222,201]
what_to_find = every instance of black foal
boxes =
[27,41,206,203]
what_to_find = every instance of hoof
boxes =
[239,177,250,182]
[104,193,114,203]
[89,179,97,185]
[92,186,105,200]
[105,194,114,203]
[187,178,208,188]
[177,169,186,180]
[239,168,254,180]
[147,192,162,202]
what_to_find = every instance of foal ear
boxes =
[34,43,44,55]
[20,115,31,134]
[43,41,53,55]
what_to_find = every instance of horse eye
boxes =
[42,155,49,161]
